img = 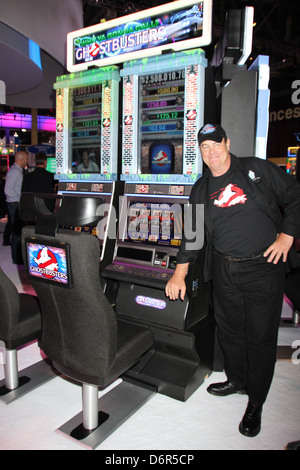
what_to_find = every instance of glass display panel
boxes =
[123,200,183,248]
[116,246,153,262]
[69,84,102,173]
[139,70,185,174]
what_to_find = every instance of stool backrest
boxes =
[22,225,117,377]
[0,267,20,340]
[20,193,118,378]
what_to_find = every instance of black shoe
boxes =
[239,401,262,437]
[207,380,247,396]
[2,241,11,246]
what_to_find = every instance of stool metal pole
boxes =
[82,383,99,431]
[292,309,300,325]
[4,349,19,390]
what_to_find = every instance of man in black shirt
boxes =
[22,152,56,210]
[165,124,300,437]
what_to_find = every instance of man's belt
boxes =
[222,252,265,262]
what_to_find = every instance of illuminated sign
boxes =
[0,113,56,132]
[67,0,212,72]
[288,146,299,157]
[135,295,166,310]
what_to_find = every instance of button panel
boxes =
[107,262,173,281]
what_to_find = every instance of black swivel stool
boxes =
[19,193,155,449]
[0,266,55,404]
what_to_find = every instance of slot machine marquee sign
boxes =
[67,0,212,72]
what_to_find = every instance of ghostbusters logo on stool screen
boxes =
[26,241,70,286]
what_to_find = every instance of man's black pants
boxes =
[213,251,286,405]
[7,202,23,264]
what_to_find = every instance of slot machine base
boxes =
[119,314,215,402]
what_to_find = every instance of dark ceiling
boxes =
[83,0,300,94]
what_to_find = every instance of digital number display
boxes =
[70,85,102,173]
[143,112,184,121]
[140,71,185,84]
[142,99,183,109]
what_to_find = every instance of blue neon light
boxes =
[28,39,42,70]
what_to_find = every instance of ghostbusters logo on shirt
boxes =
[211,184,247,207]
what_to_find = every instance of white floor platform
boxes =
[0,219,299,451]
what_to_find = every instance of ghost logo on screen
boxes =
[150,142,174,174]
[33,247,59,279]
[154,150,169,167]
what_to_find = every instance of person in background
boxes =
[0,174,6,218]
[165,124,300,438]
[0,174,11,245]
[22,151,56,211]
[4,150,28,264]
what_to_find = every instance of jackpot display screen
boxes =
[124,200,183,248]
[69,84,102,173]
[139,71,185,174]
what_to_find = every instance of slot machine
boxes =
[101,0,215,401]
[53,65,122,270]
[102,182,214,402]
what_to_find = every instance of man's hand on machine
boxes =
[165,262,189,301]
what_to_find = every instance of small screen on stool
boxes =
[25,238,73,288]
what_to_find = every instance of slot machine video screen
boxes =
[123,200,183,249]
[139,70,185,174]
[69,84,102,173]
